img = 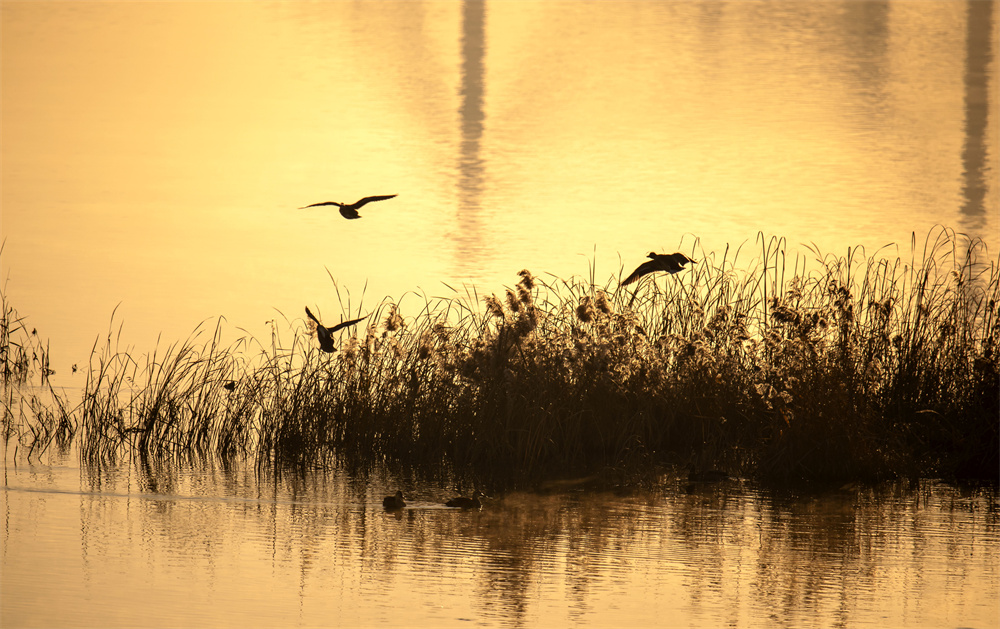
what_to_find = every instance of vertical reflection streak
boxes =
[456,0,487,276]
[960,0,993,226]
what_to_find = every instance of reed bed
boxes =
[41,228,1000,482]
[1,285,76,459]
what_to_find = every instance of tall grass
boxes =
[1,283,76,460]
[62,227,1000,483]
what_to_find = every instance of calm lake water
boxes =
[2,0,998,374]
[3,450,999,628]
[2,1,999,626]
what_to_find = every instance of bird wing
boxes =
[351,194,397,209]
[622,260,660,286]
[666,252,694,266]
[305,307,322,326]
[300,201,341,209]
[328,315,368,333]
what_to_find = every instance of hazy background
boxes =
[3,0,997,378]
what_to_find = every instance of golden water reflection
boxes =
[2,1,996,375]
[2,457,997,627]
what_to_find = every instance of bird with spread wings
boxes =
[305,307,367,353]
[299,194,397,219]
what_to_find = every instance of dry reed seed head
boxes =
[595,291,612,315]
[417,332,435,359]
[771,304,800,325]
[708,305,730,329]
[384,305,405,332]
[516,283,532,306]
[576,296,595,323]
[787,276,803,300]
[506,289,521,314]
[764,329,782,349]
[342,336,359,360]
[517,269,535,290]
[484,295,505,320]
[514,314,536,337]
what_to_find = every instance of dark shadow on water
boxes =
[453,0,488,279]
[960,0,994,229]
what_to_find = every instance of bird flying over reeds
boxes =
[305,307,367,353]
[299,194,397,219]
[621,252,696,286]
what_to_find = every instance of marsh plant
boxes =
[1,286,76,459]
[36,228,1000,482]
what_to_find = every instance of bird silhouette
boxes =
[445,490,484,509]
[305,307,367,353]
[383,490,406,509]
[299,194,397,219]
[622,252,696,286]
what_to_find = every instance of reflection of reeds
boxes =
[45,228,1000,481]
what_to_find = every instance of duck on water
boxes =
[383,491,406,509]
[445,491,484,509]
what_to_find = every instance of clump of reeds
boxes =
[1,283,77,460]
[80,312,267,466]
[74,227,999,484]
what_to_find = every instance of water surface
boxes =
[2,3,998,625]
[2,0,997,373]
[2,453,998,628]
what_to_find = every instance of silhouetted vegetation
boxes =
[6,228,998,484]
[1,283,76,459]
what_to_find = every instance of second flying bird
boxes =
[300,194,397,219]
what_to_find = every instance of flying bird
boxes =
[299,194,397,219]
[305,306,367,353]
[621,252,696,286]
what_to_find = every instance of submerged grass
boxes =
[21,228,1000,483]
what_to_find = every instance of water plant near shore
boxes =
[19,227,1000,483]
[1,284,76,459]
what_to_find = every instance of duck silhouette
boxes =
[305,307,367,353]
[622,252,696,286]
[299,194,397,219]
[383,490,406,509]
[445,490,484,509]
